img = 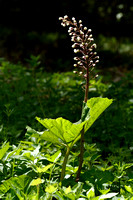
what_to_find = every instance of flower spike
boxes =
[59,15,99,102]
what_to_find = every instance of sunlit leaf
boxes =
[36,117,84,145]
[0,142,10,160]
[45,184,57,194]
[30,178,42,186]
[125,185,133,194]
[87,187,95,198]
[45,150,61,162]
[36,163,53,173]
[84,97,113,133]
[36,97,113,147]
[64,186,72,194]
[99,192,118,199]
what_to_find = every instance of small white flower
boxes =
[74,28,77,31]
[71,36,75,41]
[78,61,81,65]
[72,44,76,48]
[80,44,84,48]
[88,29,92,32]
[92,43,97,48]
[73,64,77,67]
[74,57,78,60]
[80,30,84,35]
[77,36,81,41]
[95,60,99,63]
[90,38,94,41]
[66,22,70,26]
[79,20,82,23]
[73,70,77,74]
[61,23,66,27]
[79,71,83,75]
[74,49,79,53]
[64,15,68,19]
[96,56,99,59]
[59,17,63,20]
[69,27,73,31]
[84,27,87,30]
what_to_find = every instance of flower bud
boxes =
[73,70,77,74]
[74,49,79,53]
[80,30,84,35]
[77,36,81,41]
[59,17,63,20]
[64,15,68,19]
[74,57,78,60]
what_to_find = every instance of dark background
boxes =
[0,0,133,71]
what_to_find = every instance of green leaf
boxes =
[45,150,61,162]
[87,187,95,199]
[36,117,84,146]
[99,192,118,199]
[45,184,57,194]
[125,185,133,194]
[64,186,72,194]
[30,178,42,186]
[0,175,32,196]
[73,97,113,144]
[36,97,113,147]
[36,163,54,173]
[84,97,113,133]
[0,142,10,160]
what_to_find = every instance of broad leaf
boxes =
[36,97,113,147]
[36,117,84,146]
[73,97,113,144]
[84,97,113,133]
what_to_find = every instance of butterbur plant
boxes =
[34,15,113,183]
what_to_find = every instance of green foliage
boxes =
[0,58,133,199]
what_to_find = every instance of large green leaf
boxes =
[36,117,84,146]
[84,97,113,132]
[36,97,113,147]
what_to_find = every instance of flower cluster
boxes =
[59,15,99,79]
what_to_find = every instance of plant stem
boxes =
[76,127,84,182]
[60,145,70,182]
[84,62,89,103]
[76,62,89,181]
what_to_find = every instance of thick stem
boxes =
[76,127,84,182]
[60,146,70,182]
